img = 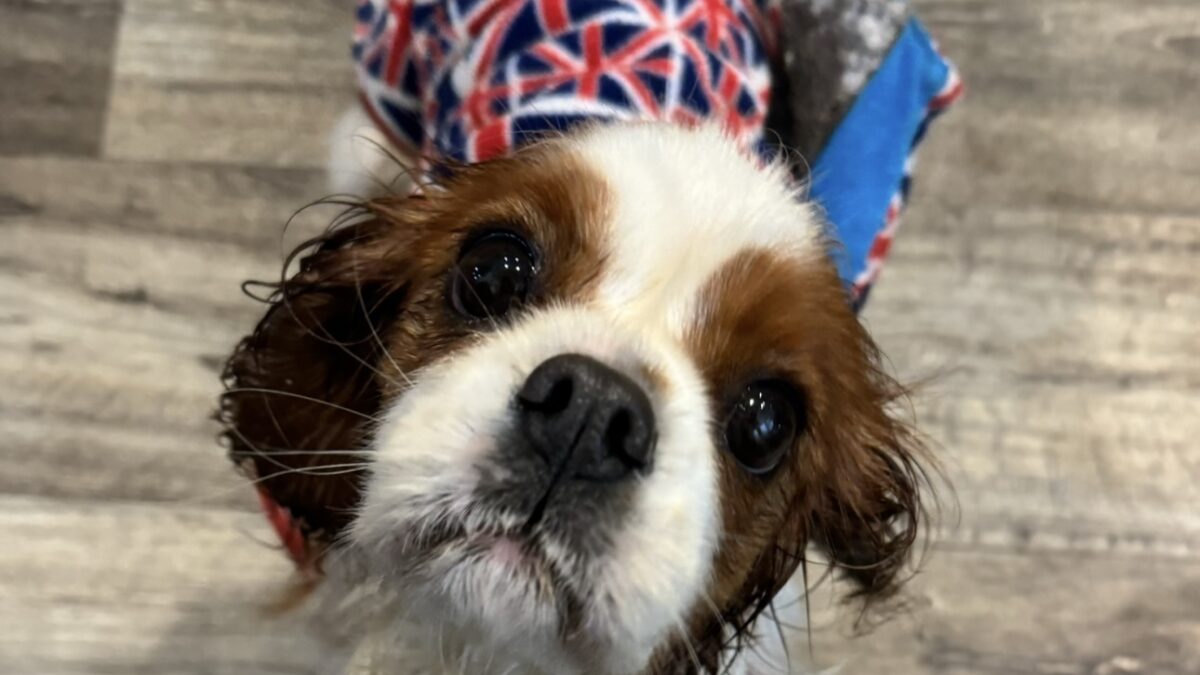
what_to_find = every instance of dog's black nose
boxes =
[517,354,656,481]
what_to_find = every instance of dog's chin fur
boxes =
[224,121,930,675]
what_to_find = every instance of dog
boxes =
[219,0,935,672]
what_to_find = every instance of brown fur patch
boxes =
[218,142,611,558]
[675,246,931,664]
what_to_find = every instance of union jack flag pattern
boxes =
[353,0,779,163]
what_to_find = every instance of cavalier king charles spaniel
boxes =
[218,0,933,672]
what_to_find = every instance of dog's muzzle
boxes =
[470,353,657,554]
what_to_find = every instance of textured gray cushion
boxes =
[768,0,909,166]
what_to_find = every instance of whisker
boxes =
[229,449,374,458]
[270,195,362,269]
[222,387,381,422]
[222,407,375,504]
[352,133,432,194]
[438,621,448,674]
[267,211,410,392]
[244,462,369,481]
[224,416,304,477]
[766,599,792,673]
[176,462,371,507]
[351,247,415,388]
[672,616,705,675]
[697,588,731,643]
[802,556,815,658]
[282,294,408,392]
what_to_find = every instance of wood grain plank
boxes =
[0,496,325,675]
[0,0,123,157]
[806,546,1200,675]
[0,157,341,506]
[3,497,1197,675]
[862,206,1200,548]
[0,225,285,506]
[0,156,331,249]
[859,0,1200,555]
[102,0,356,167]
[904,0,1200,216]
[0,153,352,515]
[0,281,253,506]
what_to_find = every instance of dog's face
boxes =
[222,124,927,674]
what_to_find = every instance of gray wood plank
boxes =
[0,0,123,157]
[905,0,1200,216]
[0,131,368,514]
[863,205,1200,551]
[0,156,330,248]
[0,261,258,506]
[0,238,309,507]
[0,157,337,506]
[0,496,324,675]
[3,497,1197,675]
[806,546,1200,675]
[102,0,356,167]
[860,0,1200,559]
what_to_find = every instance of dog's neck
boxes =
[352,0,779,165]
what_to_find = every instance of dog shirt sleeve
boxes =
[806,17,961,309]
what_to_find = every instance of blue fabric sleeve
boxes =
[808,18,956,294]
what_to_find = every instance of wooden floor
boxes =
[2,0,1198,673]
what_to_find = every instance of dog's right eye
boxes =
[724,379,807,475]
[450,230,538,321]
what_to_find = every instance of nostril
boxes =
[603,407,654,471]
[541,377,573,415]
[604,409,633,460]
[518,374,574,415]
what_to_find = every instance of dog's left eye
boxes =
[450,230,538,321]
[724,379,807,475]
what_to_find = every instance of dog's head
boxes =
[221,124,929,674]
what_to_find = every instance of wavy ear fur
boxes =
[751,385,930,664]
[218,211,411,544]
[807,345,933,619]
[810,441,930,619]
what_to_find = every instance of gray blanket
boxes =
[769,0,909,166]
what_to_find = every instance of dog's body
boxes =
[221,1,941,673]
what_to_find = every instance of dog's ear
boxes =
[218,211,412,544]
[813,439,927,606]
[806,338,932,616]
